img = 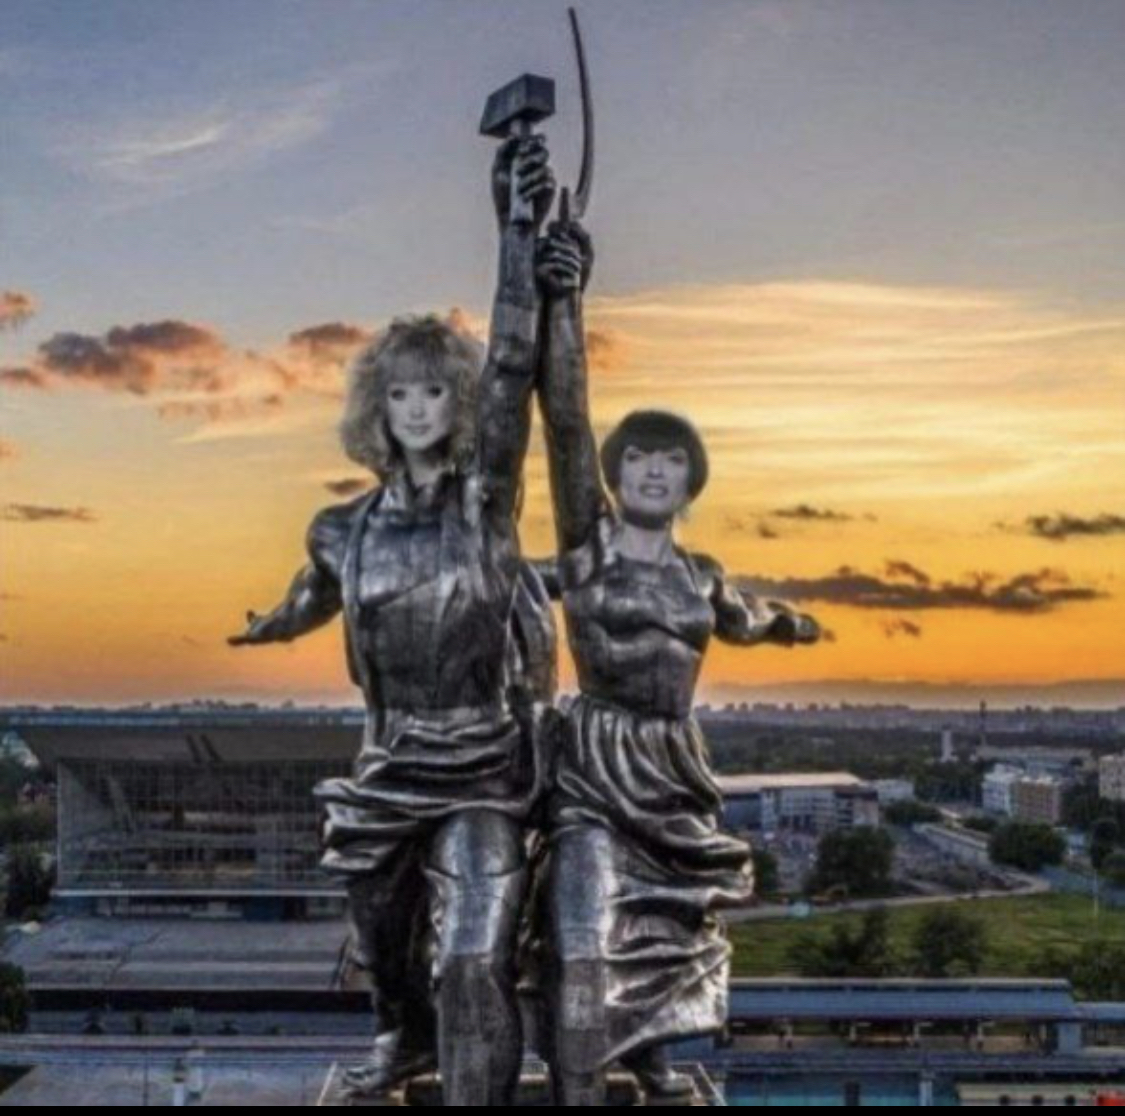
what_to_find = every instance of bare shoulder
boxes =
[306,490,377,575]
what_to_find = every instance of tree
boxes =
[808,827,896,899]
[915,761,983,804]
[787,907,897,978]
[1102,851,1125,889]
[4,846,54,921]
[1090,818,1121,872]
[751,848,780,898]
[988,822,1066,872]
[962,814,999,835]
[1037,940,1125,1001]
[911,906,988,977]
[884,800,942,827]
[0,963,29,1034]
[0,804,55,846]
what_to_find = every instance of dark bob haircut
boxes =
[600,409,709,500]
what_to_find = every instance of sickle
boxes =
[569,7,595,220]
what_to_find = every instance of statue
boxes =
[229,133,558,1105]
[229,11,823,1103]
[530,215,821,1105]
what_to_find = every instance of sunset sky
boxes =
[2,0,1124,707]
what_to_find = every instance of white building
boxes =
[873,779,916,805]
[720,773,882,834]
[0,731,39,770]
[1100,754,1125,804]
[983,765,1023,816]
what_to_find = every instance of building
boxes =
[8,710,358,920]
[915,823,994,870]
[941,728,956,764]
[3,978,1123,1106]
[978,745,1096,779]
[983,765,1022,816]
[1011,776,1065,827]
[1100,754,1125,804]
[874,779,916,805]
[720,773,881,835]
[0,731,38,771]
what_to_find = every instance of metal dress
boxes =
[543,513,754,1070]
[314,465,539,878]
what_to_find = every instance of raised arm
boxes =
[535,218,608,553]
[228,503,350,646]
[696,554,821,648]
[476,136,556,523]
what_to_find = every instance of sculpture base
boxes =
[316,1063,724,1106]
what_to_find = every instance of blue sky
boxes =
[4,0,1125,350]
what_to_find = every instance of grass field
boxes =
[729,893,1125,979]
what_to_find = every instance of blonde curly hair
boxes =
[339,314,484,479]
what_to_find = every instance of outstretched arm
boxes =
[700,556,821,648]
[536,217,608,553]
[477,136,556,523]
[228,506,348,646]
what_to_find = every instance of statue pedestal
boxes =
[316,1063,723,1106]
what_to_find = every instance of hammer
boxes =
[481,74,556,227]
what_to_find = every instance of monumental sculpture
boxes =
[531,216,821,1105]
[231,11,821,1105]
[230,130,557,1105]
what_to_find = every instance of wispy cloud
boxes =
[1007,512,1125,543]
[772,505,863,524]
[739,562,1107,615]
[0,367,50,390]
[325,478,370,498]
[0,291,37,331]
[59,78,350,201]
[2,504,98,525]
[585,281,1125,503]
[883,619,925,640]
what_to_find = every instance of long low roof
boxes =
[719,773,864,795]
[728,979,1085,1023]
[11,723,362,767]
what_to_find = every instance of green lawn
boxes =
[729,893,1125,979]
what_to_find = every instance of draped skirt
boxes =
[542,694,754,1065]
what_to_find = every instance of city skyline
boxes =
[2,0,1124,704]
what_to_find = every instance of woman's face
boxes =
[385,376,457,456]
[615,443,692,523]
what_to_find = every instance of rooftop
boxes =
[718,773,864,795]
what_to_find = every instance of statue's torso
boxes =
[561,517,714,720]
[346,471,515,713]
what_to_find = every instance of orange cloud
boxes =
[325,477,370,497]
[0,439,18,463]
[0,291,36,330]
[2,503,98,525]
[0,315,381,430]
[0,367,50,390]
[739,564,1107,615]
[288,323,375,364]
[585,328,631,375]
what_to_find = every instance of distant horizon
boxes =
[2,676,1122,715]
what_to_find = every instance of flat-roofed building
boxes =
[1012,775,1065,826]
[8,710,359,919]
[983,765,1022,816]
[873,778,915,805]
[1101,753,1125,803]
[719,772,881,834]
